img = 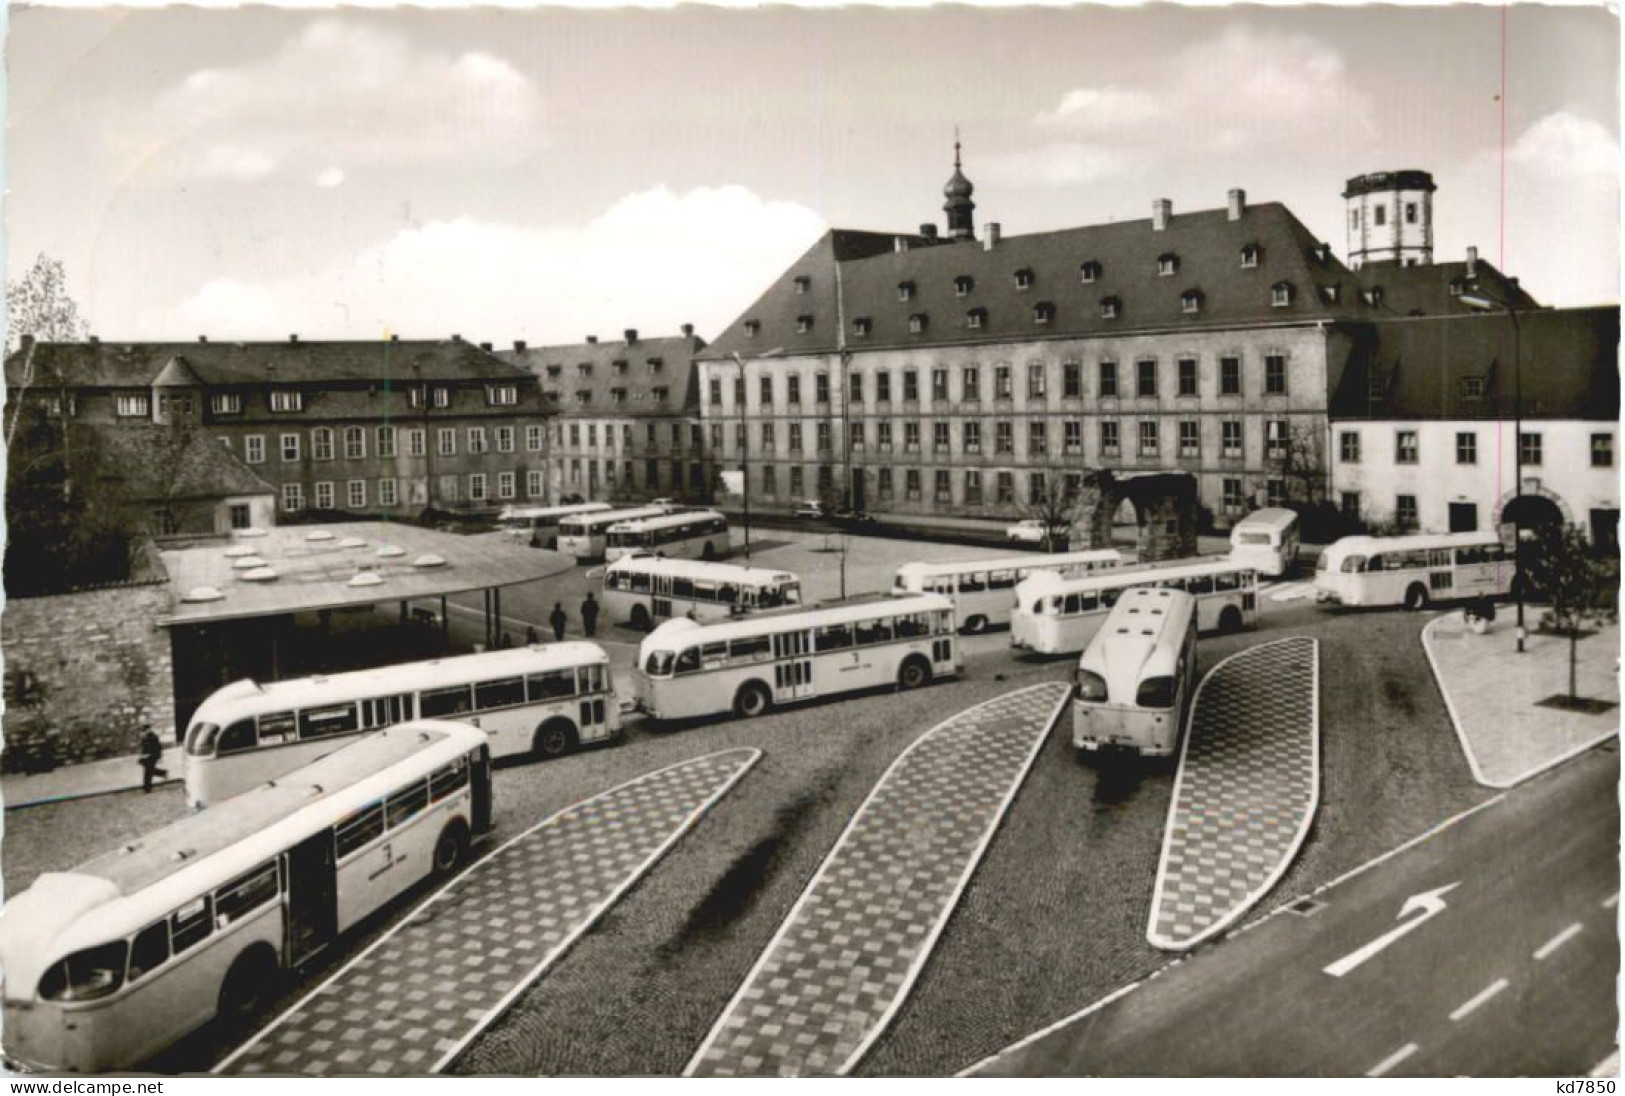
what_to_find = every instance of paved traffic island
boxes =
[1148,637,1320,951]
[217,748,761,1076]
[684,681,1072,1078]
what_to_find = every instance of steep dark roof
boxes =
[1329,306,1619,422]
[89,426,276,502]
[5,338,531,390]
[702,203,1365,359]
[499,332,708,418]
[1352,258,1540,319]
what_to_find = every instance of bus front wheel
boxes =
[1218,606,1244,633]
[734,681,772,719]
[433,821,470,875]
[533,719,577,759]
[630,604,652,631]
[898,656,931,690]
[217,945,279,1025]
[1404,583,1430,611]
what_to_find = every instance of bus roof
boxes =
[638,592,951,655]
[606,509,726,533]
[500,502,612,521]
[559,505,670,530]
[1232,508,1298,531]
[1017,555,1246,596]
[604,556,797,586]
[1321,530,1504,560]
[1077,587,1196,699]
[895,547,1124,580]
[191,643,609,726]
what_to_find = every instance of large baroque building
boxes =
[697,155,1546,543]
[500,327,714,505]
[4,335,551,519]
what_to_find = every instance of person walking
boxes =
[581,592,600,638]
[526,624,540,646]
[549,602,568,642]
[138,726,168,793]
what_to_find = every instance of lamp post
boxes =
[1460,288,1525,653]
[728,348,782,562]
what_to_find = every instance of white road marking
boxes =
[1323,882,1459,978]
[1534,923,1584,960]
[1449,978,1510,1021]
[1367,1043,1420,1077]
[1267,581,1316,603]
[1603,893,1619,910]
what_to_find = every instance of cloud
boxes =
[162,186,826,343]
[315,167,346,188]
[981,144,1142,189]
[196,144,278,181]
[134,18,542,183]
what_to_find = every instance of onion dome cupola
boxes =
[942,134,976,241]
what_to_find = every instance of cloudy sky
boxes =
[7,5,1618,347]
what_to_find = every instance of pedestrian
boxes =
[526,624,540,646]
[138,726,167,793]
[499,631,513,650]
[581,592,600,638]
[549,602,568,642]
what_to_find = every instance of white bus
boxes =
[892,548,1130,633]
[631,592,960,724]
[602,557,802,630]
[603,509,731,563]
[1313,530,1514,610]
[1229,507,1301,578]
[498,502,613,548]
[0,722,493,1073]
[1072,587,1198,759]
[1012,558,1258,656]
[183,644,619,808]
[556,506,672,561]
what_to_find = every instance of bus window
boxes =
[988,570,1017,590]
[218,720,259,756]
[644,651,675,677]
[335,803,385,859]
[631,572,652,593]
[429,757,469,802]
[815,623,854,651]
[855,618,894,645]
[186,723,220,757]
[1136,676,1177,709]
[1428,549,1452,568]
[1080,591,1099,611]
[385,782,430,829]
[257,712,296,746]
[1188,574,1214,595]
[126,921,170,983]
[674,647,702,675]
[1343,555,1367,573]
[215,863,279,928]
[170,896,213,955]
[961,572,987,593]
[360,695,410,729]
[1214,572,1239,592]
[527,670,576,701]
[673,578,695,598]
[695,582,719,603]
[895,613,927,638]
[701,642,730,668]
[1101,589,1122,608]
[475,677,526,711]
[300,703,360,740]
[420,684,473,718]
[576,664,607,694]
[729,636,771,660]
[716,584,738,605]
[39,942,127,1003]
[1063,594,1082,614]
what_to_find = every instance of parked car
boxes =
[793,500,826,519]
[1007,519,1049,544]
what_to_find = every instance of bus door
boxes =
[653,576,674,621]
[470,746,494,835]
[577,665,612,741]
[772,630,815,700]
[1426,548,1456,598]
[283,832,339,966]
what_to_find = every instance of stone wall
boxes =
[3,582,175,773]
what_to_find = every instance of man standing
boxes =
[581,592,600,638]
[549,602,568,642]
[138,726,167,793]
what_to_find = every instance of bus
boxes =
[891,548,1130,633]
[1072,587,1198,758]
[0,722,493,1073]
[1012,558,1258,655]
[1229,507,1301,578]
[498,502,613,548]
[1313,530,1514,610]
[630,592,960,724]
[602,557,802,630]
[603,510,731,563]
[183,644,619,808]
[556,506,673,561]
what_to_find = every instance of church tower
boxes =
[1343,170,1436,268]
[942,135,976,241]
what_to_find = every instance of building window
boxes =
[709,378,723,406]
[909,313,929,334]
[496,426,514,453]
[1222,420,1243,459]
[964,421,982,454]
[848,372,864,405]
[1080,260,1101,283]
[787,375,802,405]
[897,281,915,302]
[849,421,865,450]
[116,392,151,418]
[761,422,776,451]
[1033,302,1056,325]
[1374,206,1388,228]
[379,478,399,507]
[710,423,724,452]
[793,275,810,294]
[1395,494,1418,531]
[1028,471,1048,505]
[1157,254,1178,277]
[876,372,892,403]
[281,433,301,462]
[1405,202,1419,224]
[1240,244,1261,269]
[875,467,889,499]
[1340,431,1360,463]
[1220,356,1242,396]
[344,426,366,460]
[795,315,814,334]
[964,470,983,504]
[469,474,488,502]
[962,366,980,401]
[819,422,833,452]
[935,469,952,502]
[1396,430,1419,465]
[996,421,1014,454]
[906,469,922,501]
[211,393,242,415]
[1222,478,1244,515]
[1101,420,1120,458]
[934,422,951,453]
[1340,491,1361,520]
[853,317,872,337]
[1271,282,1294,307]
[1063,362,1082,399]
[1267,479,1286,507]
[816,372,831,404]
[347,480,367,509]
[377,426,397,458]
[1181,291,1202,315]
[1462,376,1486,400]
[1139,420,1159,456]
[1064,420,1082,455]
[438,428,456,456]
[245,435,266,464]
[282,483,304,512]
[1136,359,1157,398]
[1177,358,1197,397]
[407,429,426,457]
[1592,433,1614,467]
[759,375,774,407]
[1520,432,1543,466]
[497,472,516,500]
[996,471,1015,503]
[877,422,893,450]
[269,389,303,413]
[1098,360,1118,398]
[789,423,803,453]
[1014,268,1034,290]
[1027,363,1046,398]
[1456,431,1478,465]
[955,275,974,297]
[995,365,1013,400]
[569,424,581,449]
[903,369,919,403]
[1264,354,1287,395]
[433,387,450,409]
[487,385,518,406]
[744,320,760,337]
[1179,420,1200,458]
[1266,420,1288,460]
[315,481,335,510]
[932,369,950,402]
[735,423,747,452]
[1100,297,1120,319]
[526,471,544,498]
[1029,420,1048,457]
[760,465,776,496]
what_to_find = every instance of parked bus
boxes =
[183,644,618,808]
[0,722,494,1073]
[498,502,613,548]
[1313,530,1514,610]
[891,548,1130,633]
[1229,507,1301,578]
[1072,587,1198,758]
[556,506,672,561]
[603,510,730,563]
[1012,558,1257,655]
[630,592,960,724]
[602,557,802,630]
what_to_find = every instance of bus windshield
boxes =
[1236,531,1273,546]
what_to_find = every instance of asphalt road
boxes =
[973,746,1620,1077]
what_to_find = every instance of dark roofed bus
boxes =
[498,502,613,548]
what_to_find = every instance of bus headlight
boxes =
[1075,669,1108,702]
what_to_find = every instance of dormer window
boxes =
[545,364,563,377]
[574,390,591,404]
[793,275,811,294]
[853,317,872,337]
[486,384,519,406]
[1033,302,1056,325]
[1365,286,1385,307]
[1448,279,1465,297]
[652,386,669,402]
[744,320,761,337]
[966,307,987,330]
[1157,253,1179,277]
[611,388,627,403]
[647,357,664,372]
[796,314,814,334]
[268,389,303,413]
[898,281,916,302]
[1014,269,1034,291]
[613,359,628,372]
[1462,376,1486,400]
[577,362,593,376]
[954,275,975,297]
[909,313,929,334]
[1181,290,1203,315]
[1368,373,1386,399]
[1240,244,1261,269]
[1271,282,1294,308]
[1320,284,1342,304]
[1080,260,1102,284]
[210,393,242,415]
[1100,296,1121,320]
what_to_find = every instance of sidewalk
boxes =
[1423,611,1620,788]
[2,745,183,809]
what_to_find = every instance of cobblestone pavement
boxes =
[218,748,761,1076]
[1147,637,1319,951]
[685,682,1071,1078]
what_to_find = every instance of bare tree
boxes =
[1267,422,1327,505]
[6,253,90,451]
[1523,523,1617,704]
[1021,466,1083,552]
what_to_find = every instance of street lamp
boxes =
[1460,287,1525,653]
[728,348,782,561]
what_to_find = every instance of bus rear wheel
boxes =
[533,719,577,759]
[963,615,989,635]
[1218,606,1244,633]
[630,604,652,631]
[433,821,470,875]
[898,656,931,690]
[734,681,772,719]
[1403,583,1430,611]
[217,945,279,1025]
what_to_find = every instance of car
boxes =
[793,500,826,519]
[1006,518,1050,544]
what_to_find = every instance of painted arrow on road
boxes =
[1323,882,1461,978]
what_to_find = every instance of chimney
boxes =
[451,333,463,342]
[680,324,694,338]
[480,341,492,352]
[586,335,598,344]
[894,236,910,253]
[289,333,299,343]
[198,335,209,343]
[1228,189,1246,221]
[1507,276,1520,291]
[624,328,638,344]
[389,333,399,342]
[513,339,528,353]
[920,224,939,241]
[1152,199,1172,231]
[983,223,1001,251]
[1465,246,1479,279]
[19,334,34,351]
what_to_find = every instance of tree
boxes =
[6,253,90,450]
[1021,467,1083,552]
[1522,523,1617,704]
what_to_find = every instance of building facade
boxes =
[501,328,714,505]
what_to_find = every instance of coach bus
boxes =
[1072,587,1199,759]
[603,509,731,563]
[630,592,959,724]
[1228,507,1301,578]
[183,644,618,808]
[556,505,672,561]
[602,557,802,630]
[498,502,613,547]
[0,722,493,1073]
[891,548,1130,634]
[1313,530,1514,610]
[1012,558,1257,655]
